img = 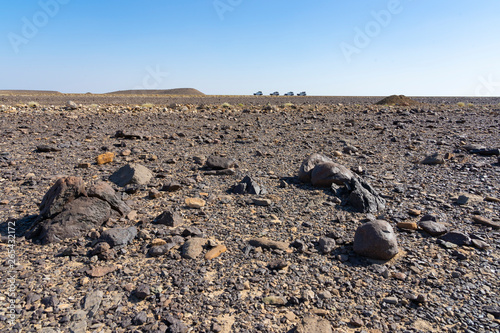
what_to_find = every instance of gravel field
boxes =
[0,96,499,333]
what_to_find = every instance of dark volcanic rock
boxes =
[310,162,354,187]
[318,236,336,254]
[32,197,111,244]
[109,163,153,187]
[419,220,448,236]
[347,177,386,213]
[88,181,131,216]
[114,130,143,140]
[232,175,263,195]
[98,226,137,247]
[354,220,399,260]
[154,210,183,227]
[39,177,87,218]
[440,231,471,246]
[298,153,333,183]
[205,154,235,170]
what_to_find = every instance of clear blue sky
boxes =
[1,0,499,96]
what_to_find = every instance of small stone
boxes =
[181,237,207,259]
[151,238,167,246]
[96,152,114,165]
[471,215,500,229]
[350,316,364,328]
[419,221,447,236]
[267,259,289,270]
[485,196,500,203]
[421,153,445,165]
[109,163,153,187]
[440,231,471,246]
[456,195,469,205]
[134,284,150,300]
[185,197,206,209]
[205,244,227,260]
[160,181,182,192]
[471,239,490,249]
[205,155,235,170]
[66,100,78,110]
[77,163,91,169]
[318,237,336,254]
[253,198,271,206]
[86,265,117,278]
[262,296,287,306]
[133,311,148,325]
[248,238,291,252]
[99,226,137,247]
[148,189,161,199]
[154,210,183,227]
[408,209,421,216]
[383,297,398,304]
[397,222,418,230]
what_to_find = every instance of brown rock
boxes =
[185,197,206,209]
[86,265,117,278]
[248,238,291,252]
[397,222,418,230]
[205,244,227,260]
[472,215,500,229]
[298,153,333,183]
[96,152,114,165]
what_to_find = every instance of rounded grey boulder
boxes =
[298,153,333,183]
[310,162,354,187]
[354,220,399,260]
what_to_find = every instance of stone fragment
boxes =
[471,215,500,229]
[36,145,61,152]
[294,315,333,333]
[185,197,206,209]
[66,100,78,110]
[232,176,262,195]
[83,290,103,318]
[98,226,137,247]
[248,238,290,252]
[318,236,336,254]
[109,163,153,187]
[154,210,183,227]
[205,155,235,170]
[134,284,151,300]
[421,153,445,165]
[262,296,287,306]
[440,231,471,246]
[205,244,227,260]
[148,189,161,199]
[148,243,175,257]
[408,209,421,216]
[181,237,207,259]
[39,176,87,218]
[86,264,117,278]
[484,305,500,319]
[133,311,148,325]
[383,297,399,304]
[469,148,500,156]
[268,259,289,270]
[160,181,182,192]
[33,197,111,244]
[310,162,354,187]
[419,221,448,236]
[353,220,399,260]
[88,181,131,216]
[397,222,418,230]
[96,152,114,165]
[253,198,272,206]
[298,153,333,183]
[114,130,143,140]
[347,178,386,213]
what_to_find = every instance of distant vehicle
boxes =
[284,92,294,96]
[297,91,307,96]
[254,91,263,96]
[270,91,279,96]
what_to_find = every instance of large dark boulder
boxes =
[39,177,87,218]
[347,178,386,213]
[310,162,354,187]
[354,220,399,260]
[298,153,332,183]
[33,197,111,244]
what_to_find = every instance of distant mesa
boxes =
[375,95,419,106]
[107,88,205,96]
[0,90,62,95]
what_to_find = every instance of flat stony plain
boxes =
[0,93,499,332]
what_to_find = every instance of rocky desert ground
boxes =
[0,93,499,333]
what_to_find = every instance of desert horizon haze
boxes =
[1,0,500,96]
